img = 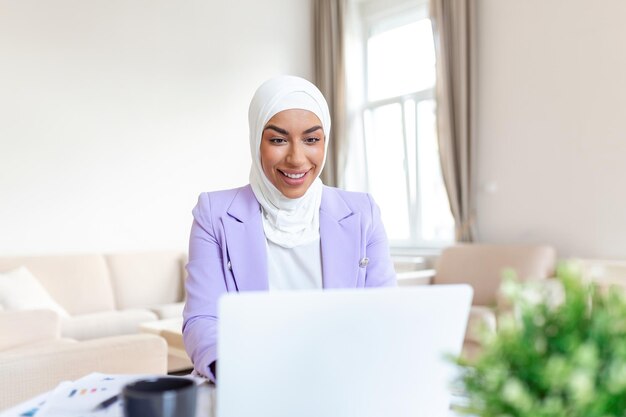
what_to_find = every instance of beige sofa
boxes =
[0,309,168,410]
[0,251,186,340]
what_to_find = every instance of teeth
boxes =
[282,171,306,179]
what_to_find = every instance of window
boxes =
[354,0,454,249]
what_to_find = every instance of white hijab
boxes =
[248,75,331,248]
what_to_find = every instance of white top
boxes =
[266,238,323,291]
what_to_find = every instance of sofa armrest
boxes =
[465,305,497,344]
[0,309,61,351]
[459,305,497,363]
[0,334,168,410]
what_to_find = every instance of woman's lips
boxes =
[278,169,310,186]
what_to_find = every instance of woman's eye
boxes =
[304,137,321,144]
[269,138,286,144]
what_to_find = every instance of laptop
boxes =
[216,285,473,417]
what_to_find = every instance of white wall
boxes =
[0,0,313,255]
[475,0,626,259]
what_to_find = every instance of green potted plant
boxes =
[455,264,626,417]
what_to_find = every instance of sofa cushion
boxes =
[0,267,69,318]
[105,251,185,310]
[61,309,158,340]
[0,255,116,315]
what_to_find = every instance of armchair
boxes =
[434,244,557,360]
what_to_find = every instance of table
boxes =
[2,376,472,417]
[0,374,216,417]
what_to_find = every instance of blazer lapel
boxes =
[320,187,361,288]
[222,186,268,292]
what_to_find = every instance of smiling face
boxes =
[260,109,325,199]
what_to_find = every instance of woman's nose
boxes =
[286,142,306,165]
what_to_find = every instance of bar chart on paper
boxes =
[0,373,152,417]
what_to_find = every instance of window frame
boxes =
[357,0,453,251]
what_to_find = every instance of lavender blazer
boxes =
[182,184,396,379]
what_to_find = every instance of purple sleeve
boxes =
[364,193,397,288]
[182,193,227,381]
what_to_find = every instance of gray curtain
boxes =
[314,0,347,188]
[430,0,476,242]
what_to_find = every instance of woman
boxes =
[183,75,396,381]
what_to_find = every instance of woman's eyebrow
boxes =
[303,125,323,134]
[264,125,288,135]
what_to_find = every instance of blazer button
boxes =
[359,257,369,268]
[227,261,232,271]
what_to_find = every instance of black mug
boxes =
[122,377,197,417]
